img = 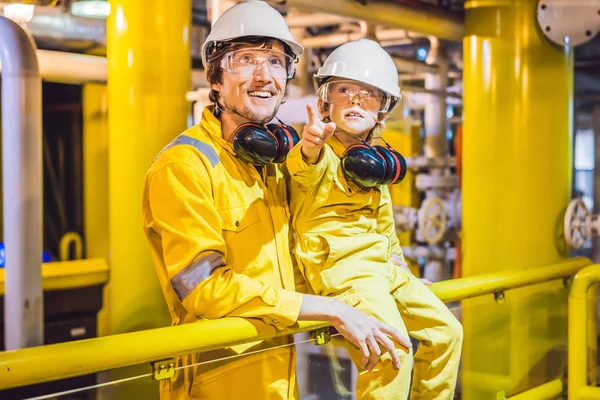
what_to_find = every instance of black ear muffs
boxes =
[375,145,407,185]
[341,143,387,189]
[267,123,300,163]
[233,123,279,166]
[232,122,299,166]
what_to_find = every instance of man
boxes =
[142,2,411,399]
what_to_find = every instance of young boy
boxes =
[286,39,463,400]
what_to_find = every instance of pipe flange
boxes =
[564,198,592,249]
[537,0,600,47]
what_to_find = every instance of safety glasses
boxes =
[318,80,392,113]
[220,47,295,79]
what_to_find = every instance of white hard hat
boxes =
[202,1,304,65]
[314,39,400,99]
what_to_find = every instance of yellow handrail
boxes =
[0,257,591,390]
[568,263,600,400]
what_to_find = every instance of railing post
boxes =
[569,264,600,399]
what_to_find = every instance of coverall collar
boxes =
[200,105,236,156]
[328,134,348,159]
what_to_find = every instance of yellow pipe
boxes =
[568,265,600,399]
[462,0,573,397]
[107,0,190,334]
[82,83,109,261]
[0,258,589,390]
[283,0,464,42]
[107,0,190,396]
[82,83,111,339]
[433,257,589,302]
[576,386,600,400]
[506,378,563,400]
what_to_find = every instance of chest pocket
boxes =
[332,164,363,198]
[219,205,260,271]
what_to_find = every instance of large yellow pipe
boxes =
[107,0,190,397]
[462,0,573,398]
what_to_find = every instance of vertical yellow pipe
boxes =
[83,83,111,340]
[107,0,190,397]
[383,123,421,275]
[462,0,573,398]
[83,83,109,262]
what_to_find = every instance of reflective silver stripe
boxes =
[154,135,220,167]
[171,253,226,301]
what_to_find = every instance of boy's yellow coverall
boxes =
[142,106,303,400]
[287,135,463,400]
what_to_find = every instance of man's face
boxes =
[212,41,288,125]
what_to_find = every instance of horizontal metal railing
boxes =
[0,256,591,392]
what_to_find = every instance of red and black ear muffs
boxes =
[341,138,407,189]
[232,118,300,166]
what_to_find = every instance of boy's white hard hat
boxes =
[202,1,304,65]
[315,39,400,99]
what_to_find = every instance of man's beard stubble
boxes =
[222,97,281,125]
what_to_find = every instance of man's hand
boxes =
[301,104,336,164]
[299,295,412,372]
[391,254,432,286]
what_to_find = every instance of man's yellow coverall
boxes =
[142,106,304,400]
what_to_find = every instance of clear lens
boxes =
[220,48,294,79]
[319,80,391,113]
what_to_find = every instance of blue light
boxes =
[417,48,428,61]
[446,105,454,119]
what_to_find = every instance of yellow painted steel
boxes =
[382,121,421,275]
[82,83,111,338]
[0,258,588,390]
[462,0,573,397]
[284,0,464,42]
[568,264,600,399]
[506,378,563,400]
[0,258,109,295]
[433,257,589,302]
[59,232,83,261]
[575,386,600,400]
[82,83,109,261]
[107,0,190,397]
[107,0,190,337]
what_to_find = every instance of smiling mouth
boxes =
[248,90,273,99]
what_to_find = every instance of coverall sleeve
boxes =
[148,162,303,329]
[286,143,330,189]
[376,185,406,263]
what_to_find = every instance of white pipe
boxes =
[1,50,209,87]
[0,15,43,350]
[286,13,358,28]
[301,31,366,48]
[302,28,423,50]
[393,56,438,75]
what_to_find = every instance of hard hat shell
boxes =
[202,1,303,65]
[315,39,400,99]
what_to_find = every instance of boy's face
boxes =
[320,79,387,138]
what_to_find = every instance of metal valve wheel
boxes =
[564,198,594,249]
[418,197,447,245]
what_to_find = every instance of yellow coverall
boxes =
[142,106,304,400]
[287,135,463,400]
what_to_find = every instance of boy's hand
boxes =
[301,104,336,164]
[391,254,432,286]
